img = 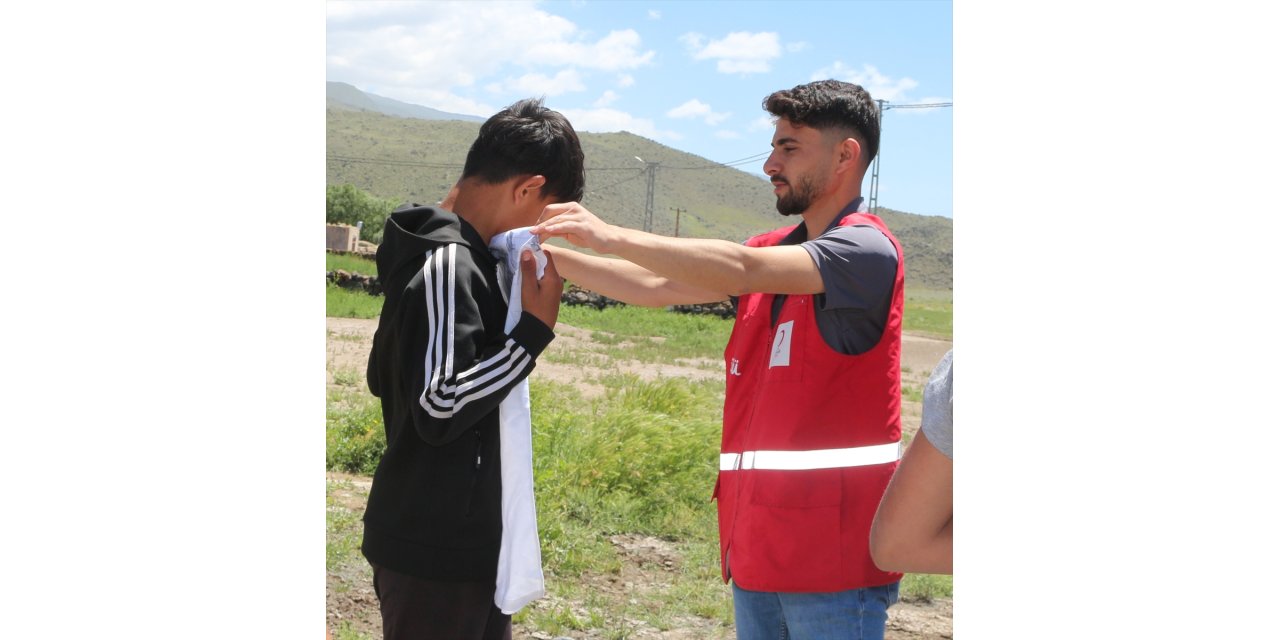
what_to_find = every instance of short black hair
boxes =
[461,98,586,203]
[763,80,880,167]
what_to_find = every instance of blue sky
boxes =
[327,0,952,218]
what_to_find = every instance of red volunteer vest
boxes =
[715,211,905,592]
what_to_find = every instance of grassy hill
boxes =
[327,81,485,122]
[326,107,952,291]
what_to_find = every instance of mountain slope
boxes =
[326,106,951,291]
[326,81,484,122]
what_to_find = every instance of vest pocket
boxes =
[736,495,842,587]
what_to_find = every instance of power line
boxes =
[664,151,771,171]
[870,100,953,214]
[328,154,462,169]
[584,169,647,194]
[332,96,951,217]
[882,102,953,110]
[713,150,772,166]
[327,154,660,173]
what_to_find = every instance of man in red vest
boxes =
[535,79,904,640]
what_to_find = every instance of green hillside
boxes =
[326,107,952,291]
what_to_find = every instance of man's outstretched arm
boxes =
[543,245,729,307]
[533,203,824,297]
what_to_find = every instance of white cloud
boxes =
[748,115,775,132]
[714,130,741,140]
[501,69,586,96]
[666,99,731,125]
[594,90,620,107]
[326,1,655,116]
[648,9,661,19]
[810,62,920,103]
[617,74,635,88]
[682,31,781,74]
[393,87,500,118]
[530,29,655,71]
[678,33,705,50]
[559,107,681,140]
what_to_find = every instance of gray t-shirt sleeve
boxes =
[798,224,898,355]
[921,349,953,459]
[800,225,898,313]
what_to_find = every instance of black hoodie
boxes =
[361,204,555,581]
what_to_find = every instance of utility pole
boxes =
[870,99,885,215]
[669,207,686,237]
[642,161,658,232]
[867,100,952,215]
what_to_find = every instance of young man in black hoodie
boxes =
[362,98,584,640]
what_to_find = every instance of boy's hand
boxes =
[521,248,563,329]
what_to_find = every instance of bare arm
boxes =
[533,203,824,297]
[869,433,954,574]
[544,245,728,307]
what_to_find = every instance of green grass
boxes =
[327,479,364,572]
[326,282,382,319]
[558,304,733,362]
[331,367,362,387]
[902,572,954,601]
[902,384,924,403]
[331,621,373,640]
[326,303,948,637]
[326,390,385,474]
[327,252,378,276]
[904,288,953,339]
[531,376,723,545]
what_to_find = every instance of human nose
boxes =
[763,150,781,176]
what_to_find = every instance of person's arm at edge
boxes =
[869,432,954,574]
[543,244,729,306]
[534,203,823,296]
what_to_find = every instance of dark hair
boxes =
[763,80,880,167]
[461,98,586,203]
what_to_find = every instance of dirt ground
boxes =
[327,316,953,639]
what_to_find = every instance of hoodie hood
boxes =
[375,204,492,283]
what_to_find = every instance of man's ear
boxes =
[836,137,863,175]
[513,175,548,204]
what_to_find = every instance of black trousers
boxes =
[371,563,512,640]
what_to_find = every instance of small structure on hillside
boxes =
[327,224,359,253]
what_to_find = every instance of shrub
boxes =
[326,391,385,474]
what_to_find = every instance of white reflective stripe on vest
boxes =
[719,442,901,471]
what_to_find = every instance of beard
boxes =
[774,173,826,216]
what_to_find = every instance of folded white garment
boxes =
[487,227,547,615]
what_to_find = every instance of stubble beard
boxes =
[774,173,825,216]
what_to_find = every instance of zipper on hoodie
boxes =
[466,429,482,516]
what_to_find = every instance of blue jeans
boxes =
[732,581,899,640]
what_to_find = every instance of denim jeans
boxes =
[731,581,900,640]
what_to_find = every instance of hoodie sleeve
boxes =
[411,243,554,445]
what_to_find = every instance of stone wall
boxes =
[324,273,734,319]
[327,269,382,296]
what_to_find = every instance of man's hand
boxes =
[520,248,563,329]
[533,203,621,254]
